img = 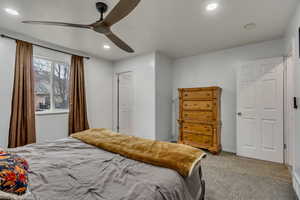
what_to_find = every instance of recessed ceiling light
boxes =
[103,44,111,50]
[5,8,19,16]
[244,23,256,30]
[206,3,219,11]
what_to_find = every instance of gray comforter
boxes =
[9,138,202,200]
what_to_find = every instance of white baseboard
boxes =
[222,147,236,153]
[294,171,300,199]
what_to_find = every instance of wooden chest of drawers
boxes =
[178,87,222,154]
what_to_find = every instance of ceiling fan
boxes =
[22,0,141,53]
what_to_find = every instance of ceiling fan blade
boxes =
[106,32,134,53]
[22,21,91,29]
[103,0,141,27]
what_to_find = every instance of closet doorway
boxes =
[116,71,134,135]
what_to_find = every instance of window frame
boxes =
[33,55,70,115]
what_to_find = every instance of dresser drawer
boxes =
[183,100,213,110]
[183,90,213,100]
[182,123,213,136]
[182,110,214,121]
[182,133,213,146]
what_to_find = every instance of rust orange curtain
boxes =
[68,55,89,135]
[8,40,36,148]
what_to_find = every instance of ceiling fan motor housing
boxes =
[93,23,111,35]
[96,2,108,13]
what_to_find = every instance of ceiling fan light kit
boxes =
[22,0,141,53]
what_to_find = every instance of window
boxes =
[33,57,70,113]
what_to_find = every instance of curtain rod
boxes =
[0,34,90,60]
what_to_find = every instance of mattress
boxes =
[8,138,203,200]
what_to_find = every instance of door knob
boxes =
[237,112,242,116]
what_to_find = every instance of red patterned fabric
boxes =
[0,150,29,195]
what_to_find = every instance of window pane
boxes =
[53,62,69,110]
[33,58,51,112]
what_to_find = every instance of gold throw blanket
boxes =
[72,128,206,177]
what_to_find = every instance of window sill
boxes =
[35,110,69,116]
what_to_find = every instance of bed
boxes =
[8,135,205,200]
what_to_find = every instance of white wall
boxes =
[155,52,173,141]
[0,37,113,148]
[35,114,69,142]
[113,53,156,140]
[0,37,15,148]
[172,39,284,153]
[85,58,113,130]
[284,2,300,198]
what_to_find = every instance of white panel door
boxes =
[237,57,284,163]
[118,72,134,135]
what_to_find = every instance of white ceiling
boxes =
[0,0,297,61]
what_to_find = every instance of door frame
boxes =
[284,38,296,167]
[236,57,284,163]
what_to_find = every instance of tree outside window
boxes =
[33,57,69,113]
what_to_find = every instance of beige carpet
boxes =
[201,152,296,200]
